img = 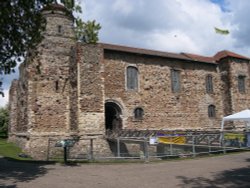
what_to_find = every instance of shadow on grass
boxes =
[0,157,55,188]
[177,161,250,188]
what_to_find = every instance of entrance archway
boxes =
[105,102,122,131]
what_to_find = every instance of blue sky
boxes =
[1,0,250,106]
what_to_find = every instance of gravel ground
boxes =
[0,152,250,188]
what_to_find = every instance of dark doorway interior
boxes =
[105,102,122,131]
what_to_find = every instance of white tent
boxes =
[221,109,250,131]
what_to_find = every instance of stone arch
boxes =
[105,100,123,131]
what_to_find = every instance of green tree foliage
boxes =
[0,105,9,137]
[63,0,101,43]
[76,20,102,44]
[0,0,101,94]
[0,0,53,94]
[0,0,53,73]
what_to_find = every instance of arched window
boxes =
[126,66,138,90]
[206,75,213,93]
[238,75,246,93]
[171,69,181,93]
[134,107,144,120]
[208,105,216,118]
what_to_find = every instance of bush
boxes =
[0,105,8,138]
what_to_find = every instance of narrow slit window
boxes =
[206,75,213,93]
[58,25,62,34]
[171,69,181,93]
[55,80,59,92]
[238,75,246,93]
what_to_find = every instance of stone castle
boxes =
[8,4,250,159]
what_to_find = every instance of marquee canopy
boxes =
[221,109,250,131]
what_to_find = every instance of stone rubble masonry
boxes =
[8,4,250,160]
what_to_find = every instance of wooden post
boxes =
[192,135,196,157]
[47,138,50,161]
[117,138,120,157]
[222,132,226,154]
[90,139,94,160]
[170,136,173,156]
[208,135,211,154]
[144,138,149,162]
[63,146,67,164]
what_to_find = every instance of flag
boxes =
[214,27,229,35]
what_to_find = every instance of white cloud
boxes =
[81,0,250,57]
[0,89,9,107]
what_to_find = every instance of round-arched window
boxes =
[134,107,144,120]
[208,105,216,118]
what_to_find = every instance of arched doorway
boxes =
[105,102,122,131]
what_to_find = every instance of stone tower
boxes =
[9,4,76,159]
[9,4,111,159]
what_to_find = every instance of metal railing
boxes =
[47,130,250,162]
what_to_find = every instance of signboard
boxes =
[55,139,76,147]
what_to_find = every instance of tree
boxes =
[0,0,101,95]
[62,0,102,43]
[0,105,9,137]
[0,0,53,95]
[75,20,102,44]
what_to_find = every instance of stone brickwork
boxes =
[77,44,105,135]
[103,50,224,130]
[8,4,250,160]
[228,59,250,112]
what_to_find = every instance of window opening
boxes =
[58,25,62,34]
[126,66,138,90]
[208,105,216,118]
[134,107,144,120]
[171,69,180,93]
[206,75,213,93]
[238,75,246,93]
[55,80,59,92]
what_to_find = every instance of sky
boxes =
[1,0,250,107]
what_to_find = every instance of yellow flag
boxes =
[215,27,229,35]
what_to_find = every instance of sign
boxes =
[55,139,76,147]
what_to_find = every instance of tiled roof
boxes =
[100,43,191,61]
[214,50,250,61]
[100,43,250,64]
[181,53,216,64]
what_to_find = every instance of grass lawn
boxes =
[0,138,32,160]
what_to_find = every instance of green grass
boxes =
[0,138,32,160]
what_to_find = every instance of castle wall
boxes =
[103,51,224,130]
[229,59,250,112]
[77,44,105,135]
[8,5,250,160]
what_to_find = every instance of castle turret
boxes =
[9,4,76,159]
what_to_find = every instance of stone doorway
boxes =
[105,102,122,132]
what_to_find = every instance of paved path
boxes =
[1,152,250,188]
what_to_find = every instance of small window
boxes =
[58,25,62,34]
[171,69,181,93]
[208,105,216,118]
[134,107,144,120]
[238,75,246,93]
[55,80,59,92]
[126,66,138,90]
[206,75,213,93]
